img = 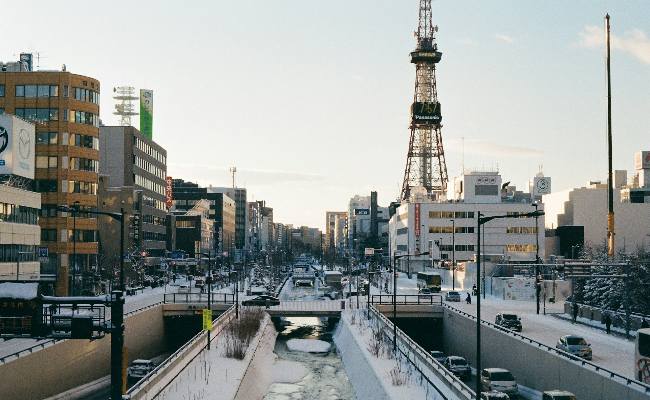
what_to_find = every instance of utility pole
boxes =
[605,14,615,258]
[451,219,455,290]
[534,203,540,315]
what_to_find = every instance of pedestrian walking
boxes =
[572,302,579,323]
[604,313,612,334]
[466,292,472,304]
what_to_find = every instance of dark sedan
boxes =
[242,295,280,307]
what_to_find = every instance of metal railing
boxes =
[126,305,236,398]
[443,303,650,394]
[371,294,443,306]
[163,292,235,304]
[243,300,341,313]
[368,305,474,399]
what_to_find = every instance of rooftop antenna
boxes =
[229,166,237,189]
[113,86,139,126]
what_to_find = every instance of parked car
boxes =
[443,356,471,379]
[445,291,461,302]
[194,278,205,289]
[242,295,280,307]
[495,313,522,332]
[127,359,155,381]
[542,390,577,400]
[480,368,518,397]
[556,335,592,360]
[429,350,446,364]
[178,284,190,293]
[481,391,510,400]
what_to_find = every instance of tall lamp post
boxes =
[451,219,456,290]
[533,203,541,315]
[392,250,429,352]
[476,210,543,399]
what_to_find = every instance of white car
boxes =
[480,368,518,397]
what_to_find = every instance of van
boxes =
[480,368,518,397]
[542,390,576,400]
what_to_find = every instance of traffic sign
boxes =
[202,309,212,330]
[364,248,375,256]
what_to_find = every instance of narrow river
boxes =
[263,316,356,400]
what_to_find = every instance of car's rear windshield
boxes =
[449,292,459,295]
[566,337,587,345]
[490,371,514,381]
[431,351,444,356]
[502,314,518,320]
[452,359,467,365]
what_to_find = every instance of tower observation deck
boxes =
[401,0,448,201]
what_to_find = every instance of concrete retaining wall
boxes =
[442,307,648,400]
[334,317,391,400]
[0,305,166,400]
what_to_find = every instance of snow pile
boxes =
[0,282,38,300]
[286,338,331,353]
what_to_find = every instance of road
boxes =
[388,271,635,378]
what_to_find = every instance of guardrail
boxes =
[443,303,650,394]
[125,305,236,399]
[369,305,474,400]
[163,292,235,304]
[370,294,443,306]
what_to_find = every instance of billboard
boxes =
[412,101,442,124]
[532,176,551,196]
[414,203,421,238]
[0,115,35,179]
[354,208,369,215]
[635,151,650,170]
[165,176,173,209]
[140,89,153,140]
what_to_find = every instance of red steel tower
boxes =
[400,0,448,201]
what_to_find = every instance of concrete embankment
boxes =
[334,314,392,400]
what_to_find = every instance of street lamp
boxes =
[475,210,543,399]
[392,250,429,352]
[451,219,456,290]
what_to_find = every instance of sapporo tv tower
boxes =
[400,0,448,202]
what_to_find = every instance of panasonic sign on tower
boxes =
[0,114,35,179]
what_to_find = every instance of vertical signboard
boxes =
[202,309,212,330]
[414,203,421,237]
[140,89,153,140]
[0,115,35,179]
[165,176,173,210]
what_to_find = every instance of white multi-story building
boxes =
[0,115,41,282]
[389,171,546,272]
[543,151,650,254]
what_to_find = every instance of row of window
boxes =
[40,229,97,243]
[142,195,166,212]
[134,155,166,180]
[505,244,538,252]
[0,245,39,262]
[0,203,39,225]
[14,107,59,122]
[70,157,99,172]
[428,211,476,219]
[143,231,166,241]
[73,110,99,127]
[134,137,166,164]
[429,226,476,234]
[15,85,59,98]
[142,214,166,226]
[176,220,195,228]
[34,180,98,195]
[36,131,99,149]
[135,174,165,196]
[74,87,99,104]
[505,227,538,234]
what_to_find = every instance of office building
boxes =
[99,125,167,256]
[208,186,248,250]
[0,114,41,284]
[171,179,235,256]
[389,170,546,272]
[0,57,100,295]
[544,151,650,255]
[171,199,214,258]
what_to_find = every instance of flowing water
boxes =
[263,317,356,400]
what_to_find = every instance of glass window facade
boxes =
[74,87,100,104]
[71,110,99,127]
[15,108,59,122]
[68,133,99,149]
[36,132,58,145]
[0,245,38,262]
[0,203,39,225]
[14,85,59,98]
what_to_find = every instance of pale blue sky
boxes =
[3,1,650,229]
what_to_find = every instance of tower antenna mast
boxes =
[400,0,448,201]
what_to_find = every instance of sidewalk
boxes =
[552,312,637,340]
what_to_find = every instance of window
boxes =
[176,220,196,228]
[70,157,98,172]
[36,156,57,168]
[72,110,99,127]
[36,132,58,145]
[505,244,537,252]
[396,227,408,235]
[34,179,58,192]
[63,85,69,97]
[0,84,4,97]
[0,203,38,225]
[68,133,99,150]
[41,229,57,242]
[428,211,455,219]
[25,85,37,97]
[64,180,98,195]
[0,245,38,262]
[455,245,474,251]
[15,108,59,122]
[506,227,537,234]
[73,87,99,104]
